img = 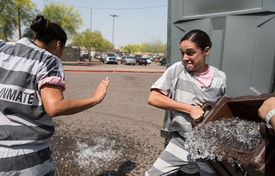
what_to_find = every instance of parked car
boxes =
[115,54,122,62]
[102,53,118,64]
[134,54,143,59]
[136,57,148,65]
[94,53,101,59]
[94,53,104,62]
[121,56,136,65]
[153,56,161,63]
[146,58,152,64]
[160,57,167,66]
[80,50,89,61]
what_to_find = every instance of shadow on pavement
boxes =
[96,160,136,176]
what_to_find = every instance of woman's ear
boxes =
[203,46,211,56]
[52,40,64,57]
[56,40,63,49]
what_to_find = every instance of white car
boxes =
[115,54,122,62]
[80,50,89,60]
[121,56,136,65]
[102,53,118,64]
[146,58,152,64]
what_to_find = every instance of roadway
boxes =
[52,62,167,175]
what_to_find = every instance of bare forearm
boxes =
[148,90,204,120]
[49,97,100,117]
[148,90,192,114]
[41,78,109,117]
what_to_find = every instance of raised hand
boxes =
[92,77,110,104]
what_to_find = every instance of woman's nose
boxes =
[182,54,189,61]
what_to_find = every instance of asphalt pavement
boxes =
[52,62,167,175]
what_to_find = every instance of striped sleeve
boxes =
[151,69,173,95]
[151,61,183,96]
[215,68,227,96]
[37,58,65,90]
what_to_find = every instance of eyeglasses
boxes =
[180,49,196,56]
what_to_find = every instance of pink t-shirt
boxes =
[193,66,213,88]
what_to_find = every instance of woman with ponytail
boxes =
[0,15,109,175]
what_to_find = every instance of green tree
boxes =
[97,38,114,53]
[72,30,114,61]
[22,7,39,39]
[0,0,38,41]
[43,3,82,38]
[0,0,16,41]
[141,40,166,54]
[121,44,142,54]
[89,31,103,53]
[15,0,37,39]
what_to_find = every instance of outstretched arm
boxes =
[148,89,204,121]
[40,77,109,117]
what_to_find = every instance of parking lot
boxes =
[52,62,167,175]
[62,60,166,73]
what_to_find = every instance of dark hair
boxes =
[30,15,67,47]
[180,29,212,50]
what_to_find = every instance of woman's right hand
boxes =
[188,105,204,121]
[92,77,110,104]
[258,97,275,120]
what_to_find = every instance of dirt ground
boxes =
[49,67,166,176]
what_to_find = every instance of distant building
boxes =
[60,46,80,61]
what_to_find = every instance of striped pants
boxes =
[145,136,216,176]
[0,143,54,176]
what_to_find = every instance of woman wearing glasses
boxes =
[145,29,226,176]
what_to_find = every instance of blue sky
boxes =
[32,0,168,48]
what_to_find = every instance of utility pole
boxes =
[90,8,93,32]
[110,14,118,47]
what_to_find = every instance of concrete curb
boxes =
[62,61,103,66]
[64,69,164,74]
[62,61,165,74]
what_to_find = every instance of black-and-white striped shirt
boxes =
[0,38,65,146]
[151,61,226,136]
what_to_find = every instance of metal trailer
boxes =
[167,0,275,97]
